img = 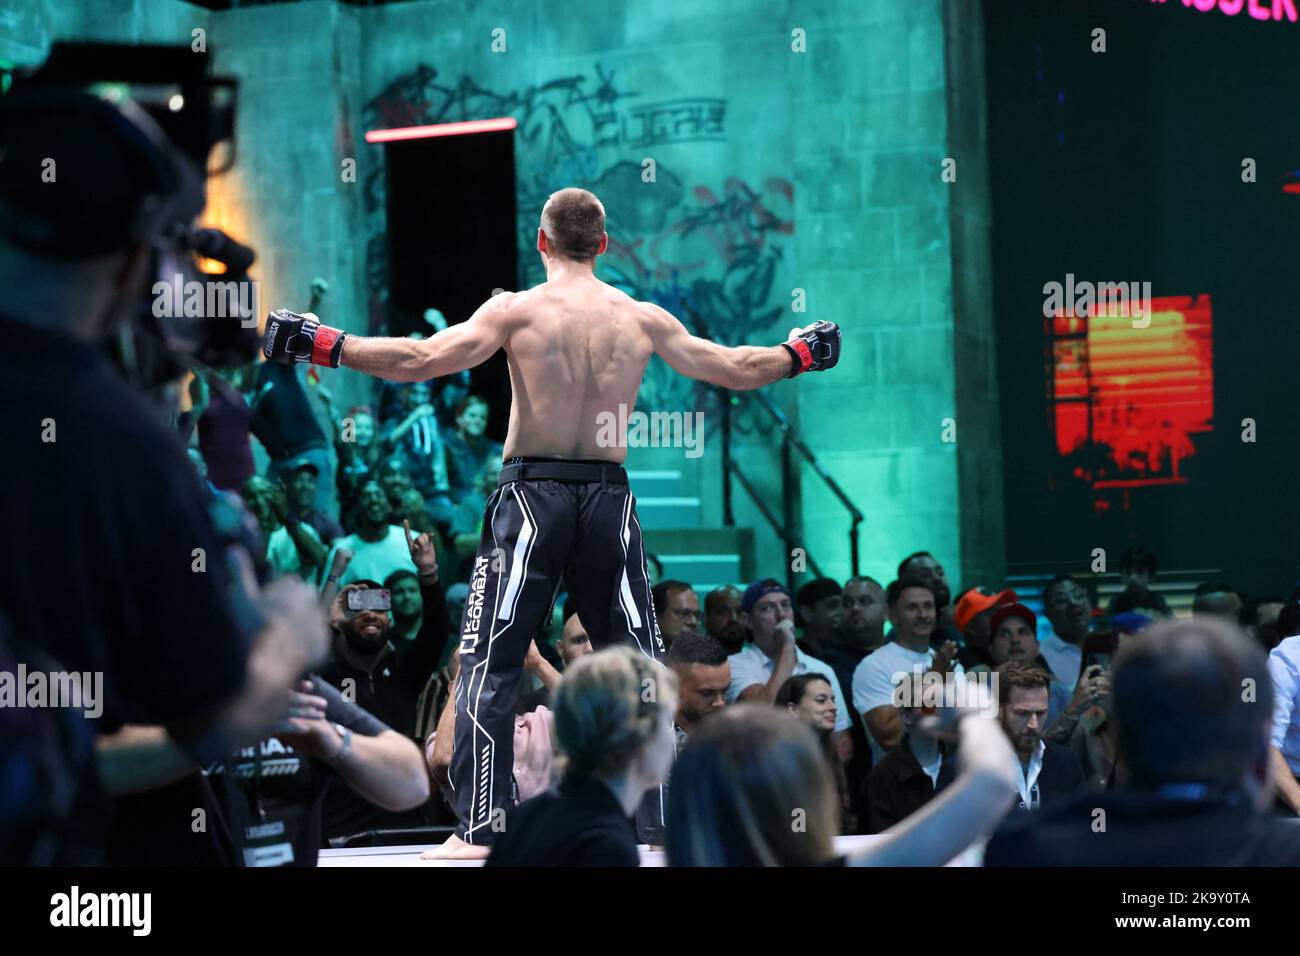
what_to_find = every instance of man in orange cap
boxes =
[953,586,1017,671]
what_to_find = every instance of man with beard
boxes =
[317,525,449,838]
[1040,574,1095,692]
[989,618,1300,865]
[322,480,418,588]
[994,659,1084,814]
[985,603,1075,727]
[319,573,447,739]
[668,632,731,742]
[842,576,887,651]
[704,586,745,655]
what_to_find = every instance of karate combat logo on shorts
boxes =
[459,555,490,655]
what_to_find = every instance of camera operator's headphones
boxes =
[0,85,204,259]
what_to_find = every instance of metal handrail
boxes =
[684,305,863,580]
[746,389,863,576]
[725,457,824,583]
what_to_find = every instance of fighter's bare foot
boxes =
[420,834,490,860]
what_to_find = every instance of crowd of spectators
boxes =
[492,546,1300,865]
[6,58,1299,876]
[168,366,1300,865]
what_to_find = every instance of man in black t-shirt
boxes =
[203,678,424,866]
[316,523,449,839]
[102,677,429,866]
[0,87,328,861]
[318,576,446,839]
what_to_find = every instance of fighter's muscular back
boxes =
[498,278,653,462]
[340,271,795,464]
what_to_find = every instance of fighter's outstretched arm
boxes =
[641,302,841,390]
[262,294,516,381]
[848,712,1019,867]
[342,295,513,381]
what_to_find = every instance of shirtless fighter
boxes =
[263,188,840,857]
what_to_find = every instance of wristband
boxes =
[782,339,813,377]
[329,723,353,765]
[311,325,347,368]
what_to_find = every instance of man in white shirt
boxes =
[1039,574,1093,691]
[321,480,418,587]
[726,579,852,760]
[852,576,961,766]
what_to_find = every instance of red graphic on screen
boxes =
[1045,295,1213,509]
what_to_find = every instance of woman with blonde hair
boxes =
[486,645,678,867]
[666,704,1018,866]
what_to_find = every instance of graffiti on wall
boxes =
[361,61,791,421]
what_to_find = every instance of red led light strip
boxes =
[365,117,517,143]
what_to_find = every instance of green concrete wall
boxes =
[0,0,207,63]
[2,0,1003,593]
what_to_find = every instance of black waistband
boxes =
[498,457,627,486]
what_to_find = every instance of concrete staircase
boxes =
[630,469,754,592]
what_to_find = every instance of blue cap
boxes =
[742,579,791,614]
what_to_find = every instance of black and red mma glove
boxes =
[262,308,347,368]
[781,320,841,378]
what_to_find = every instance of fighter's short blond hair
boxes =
[540,187,605,261]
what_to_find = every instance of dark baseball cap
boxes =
[990,602,1037,635]
[796,577,842,609]
[742,579,791,614]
